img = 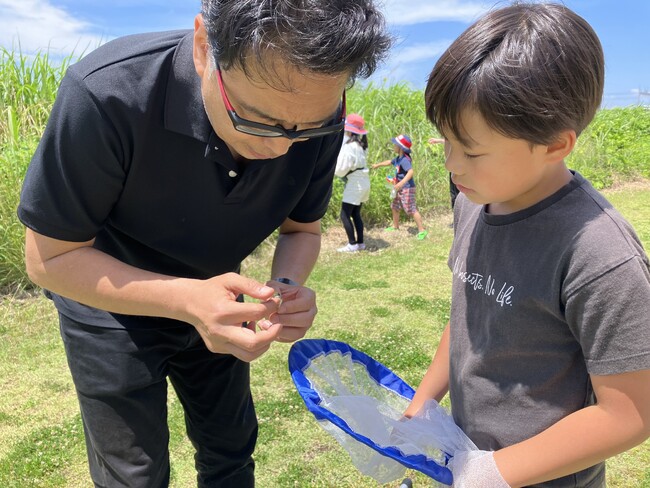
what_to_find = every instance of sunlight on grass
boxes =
[0,46,649,486]
[1,184,649,486]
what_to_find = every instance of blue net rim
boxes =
[288,338,453,485]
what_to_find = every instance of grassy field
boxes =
[1,181,649,487]
[2,49,650,292]
[1,48,649,487]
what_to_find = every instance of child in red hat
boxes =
[335,114,371,252]
[372,134,427,239]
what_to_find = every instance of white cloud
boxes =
[366,39,451,88]
[381,0,491,26]
[393,40,451,64]
[0,0,105,54]
[382,38,449,72]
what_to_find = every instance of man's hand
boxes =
[183,272,283,362]
[448,451,510,488]
[266,280,317,343]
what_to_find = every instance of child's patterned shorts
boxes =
[391,186,418,214]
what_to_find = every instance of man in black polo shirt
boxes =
[18,1,391,486]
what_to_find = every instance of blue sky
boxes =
[1,0,648,108]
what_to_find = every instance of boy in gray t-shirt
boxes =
[403,4,650,487]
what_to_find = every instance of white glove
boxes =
[448,450,510,488]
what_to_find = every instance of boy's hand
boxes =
[448,451,510,487]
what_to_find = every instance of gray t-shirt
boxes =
[448,172,650,487]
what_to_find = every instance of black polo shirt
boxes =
[18,30,342,328]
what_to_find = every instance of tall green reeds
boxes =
[0,49,74,292]
[326,82,451,229]
[0,48,72,144]
[568,106,650,188]
[0,50,649,291]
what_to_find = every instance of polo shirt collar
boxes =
[164,31,212,144]
[164,31,245,173]
[162,32,291,173]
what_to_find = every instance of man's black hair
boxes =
[201,0,392,85]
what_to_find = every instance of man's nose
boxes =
[262,137,294,158]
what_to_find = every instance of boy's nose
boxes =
[444,143,463,174]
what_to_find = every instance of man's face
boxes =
[193,15,348,161]
[205,64,347,160]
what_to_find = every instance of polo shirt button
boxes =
[228,170,238,177]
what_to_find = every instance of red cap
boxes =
[344,113,368,135]
[391,134,412,153]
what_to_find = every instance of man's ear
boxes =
[193,14,209,77]
[545,129,577,164]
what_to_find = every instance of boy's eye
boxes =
[464,153,480,160]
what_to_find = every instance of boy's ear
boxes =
[193,14,210,77]
[545,129,577,164]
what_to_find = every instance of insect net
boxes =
[289,339,478,485]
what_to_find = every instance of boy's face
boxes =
[443,110,572,215]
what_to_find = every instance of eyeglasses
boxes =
[216,66,346,140]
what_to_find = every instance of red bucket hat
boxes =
[391,134,412,153]
[344,113,368,135]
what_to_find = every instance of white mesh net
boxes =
[300,349,477,484]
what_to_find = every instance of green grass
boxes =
[1,182,648,487]
[1,47,649,291]
[0,48,649,487]
[0,48,75,292]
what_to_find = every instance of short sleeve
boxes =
[18,67,126,241]
[398,155,413,172]
[565,255,650,375]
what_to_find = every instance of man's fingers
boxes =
[256,318,275,331]
[220,320,284,351]
[221,341,272,362]
[222,272,276,301]
[200,321,284,362]
[217,299,279,324]
[275,326,309,343]
[276,305,317,324]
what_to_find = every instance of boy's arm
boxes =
[395,168,414,190]
[371,159,391,169]
[404,322,450,417]
[494,368,650,487]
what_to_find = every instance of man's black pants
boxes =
[59,313,256,488]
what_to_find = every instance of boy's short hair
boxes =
[425,2,604,146]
